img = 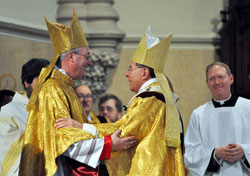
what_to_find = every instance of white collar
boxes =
[54,65,72,79]
[213,94,232,105]
[87,113,92,121]
[138,78,158,93]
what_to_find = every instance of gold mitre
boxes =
[44,8,88,57]
[132,26,172,72]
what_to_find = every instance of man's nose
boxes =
[103,108,109,114]
[215,78,220,84]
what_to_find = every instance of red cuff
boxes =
[99,135,112,160]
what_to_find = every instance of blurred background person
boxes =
[0,89,15,110]
[98,94,122,122]
[75,84,110,123]
[0,58,49,176]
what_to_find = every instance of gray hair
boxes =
[60,48,81,62]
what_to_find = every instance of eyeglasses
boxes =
[99,106,113,112]
[73,52,91,61]
[77,94,93,100]
[207,75,227,83]
[127,66,143,72]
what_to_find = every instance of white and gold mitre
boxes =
[132,26,172,72]
[44,8,88,57]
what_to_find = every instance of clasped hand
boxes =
[215,144,244,163]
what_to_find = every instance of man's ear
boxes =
[143,68,150,80]
[230,74,234,84]
[24,81,30,89]
[67,52,74,63]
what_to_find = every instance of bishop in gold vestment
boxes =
[19,9,136,176]
[59,26,187,175]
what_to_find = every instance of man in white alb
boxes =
[184,62,250,176]
[0,58,49,176]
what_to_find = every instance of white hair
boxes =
[60,48,81,62]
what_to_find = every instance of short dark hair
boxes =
[206,62,232,80]
[21,58,50,87]
[0,89,15,108]
[98,94,122,113]
[136,63,156,78]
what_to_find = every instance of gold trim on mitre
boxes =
[45,8,88,57]
[27,8,88,111]
[132,27,180,147]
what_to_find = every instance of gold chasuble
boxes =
[93,83,185,176]
[93,26,186,175]
[19,9,95,176]
[19,69,96,176]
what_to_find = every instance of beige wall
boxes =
[0,33,216,133]
[105,48,215,132]
[0,35,54,91]
[0,0,222,130]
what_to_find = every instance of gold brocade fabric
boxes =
[44,8,88,57]
[19,68,96,176]
[94,85,185,176]
[155,71,180,147]
[88,111,102,124]
[88,112,111,124]
[28,8,88,112]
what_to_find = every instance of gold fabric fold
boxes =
[28,8,88,112]
[155,71,180,147]
[94,87,185,176]
[19,69,94,176]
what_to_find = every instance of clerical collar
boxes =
[213,94,231,105]
[54,65,72,79]
[212,94,238,108]
[139,78,158,93]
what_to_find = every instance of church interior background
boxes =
[0,0,228,131]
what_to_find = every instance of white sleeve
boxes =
[184,112,215,176]
[240,144,250,172]
[62,123,105,168]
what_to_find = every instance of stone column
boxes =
[56,0,125,98]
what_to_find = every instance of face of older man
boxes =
[125,61,146,93]
[75,85,93,115]
[69,47,92,79]
[206,65,234,100]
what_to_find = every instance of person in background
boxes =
[184,61,250,176]
[0,58,49,176]
[75,84,110,123]
[0,89,15,110]
[98,94,122,122]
